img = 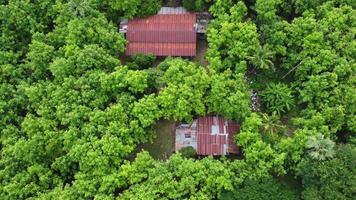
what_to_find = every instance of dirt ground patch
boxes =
[136,119,176,160]
[193,36,209,67]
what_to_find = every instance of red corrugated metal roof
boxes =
[126,13,196,56]
[127,30,195,43]
[197,134,226,155]
[196,116,240,155]
[126,42,196,57]
[128,14,195,30]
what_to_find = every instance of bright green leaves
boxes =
[25,40,55,80]
[209,0,235,17]
[101,66,148,94]
[157,58,210,122]
[106,0,160,19]
[118,152,234,199]
[64,16,126,55]
[255,0,282,25]
[299,73,338,107]
[204,0,255,124]
[207,1,258,73]
[50,45,120,79]
[237,114,286,176]
[125,70,149,93]
[206,70,251,120]
[132,95,161,128]
[207,19,259,72]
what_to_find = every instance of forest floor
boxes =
[137,119,176,160]
[193,37,209,67]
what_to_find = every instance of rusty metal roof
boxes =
[197,134,227,155]
[196,116,239,155]
[126,42,196,57]
[126,13,196,56]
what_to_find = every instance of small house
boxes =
[121,7,211,57]
[175,116,239,156]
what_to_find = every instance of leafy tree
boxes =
[260,83,295,115]
[1,0,355,199]
[255,0,282,25]
[237,114,286,177]
[157,58,210,122]
[106,0,161,18]
[209,0,235,17]
[117,152,235,199]
[68,0,95,18]
[206,70,251,121]
[206,1,259,72]
[297,144,356,200]
[221,177,299,200]
[135,0,161,18]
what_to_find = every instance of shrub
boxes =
[128,53,156,70]
[260,83,295,115]
[179,146,196,158]
[183,0,206,12]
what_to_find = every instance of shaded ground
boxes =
[136,119,176,160]
[193,36,209,67]
[281,108,299,136]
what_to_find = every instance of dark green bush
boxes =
[221,177,299,200]
[183,0,206,12]
[179,146,196,158]
[128,53,156,70]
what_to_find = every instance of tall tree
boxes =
[157,58,210,122]
[297,144,356,200]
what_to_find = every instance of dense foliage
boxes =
[1,0,355,199]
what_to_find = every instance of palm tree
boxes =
[260,112,286,135]
[306,133,335,161]
[68,0,92,18]
[248,44,275,70]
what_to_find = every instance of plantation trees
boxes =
[157,58,210,122]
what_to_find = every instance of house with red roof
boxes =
[120,7,209,57]
[175,116,240,156]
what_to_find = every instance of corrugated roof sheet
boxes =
[196,116,239,155]
[127,30,195,43]
[126,13,196,56]
[197,134,226,155]
[126,42,196,56]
